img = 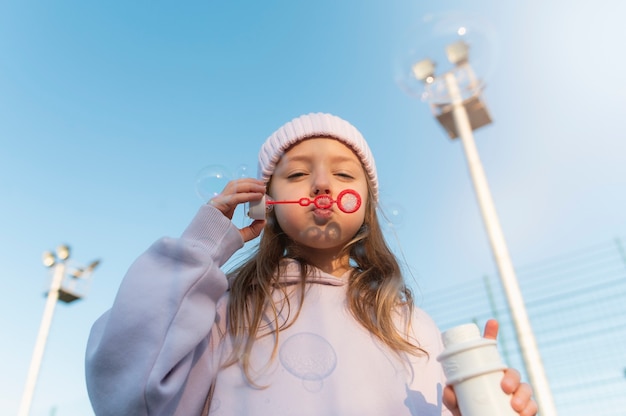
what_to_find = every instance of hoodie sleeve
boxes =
[405,307,453,416]
[85,204,244,416]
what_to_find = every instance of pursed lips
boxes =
[312,207,333,220]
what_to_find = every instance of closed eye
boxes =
[336,172,355,179]
[287,172,307,179]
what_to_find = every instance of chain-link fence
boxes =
[419,238,626,415]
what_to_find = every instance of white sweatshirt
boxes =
[85,204,452,416]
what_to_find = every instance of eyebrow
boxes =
[283,154,361,165]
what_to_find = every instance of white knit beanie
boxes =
[258,113,378,201]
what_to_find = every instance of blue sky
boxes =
[1,1,624,414]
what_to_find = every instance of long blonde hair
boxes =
[225,177,426,383]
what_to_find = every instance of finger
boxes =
[211,192,264,215]
[225,178,266,193]
[501,368,521,394]
[518,397,538,416]
[482,319,499,340]
[209,180,266,218]
[442,385,461,416]
[510,383,535,415]
[239,219,266,242]
[212,178,266,202]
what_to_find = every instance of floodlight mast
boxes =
[18,245,100,416]
[413,42,558,416]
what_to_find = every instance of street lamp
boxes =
[18,245,100,416]
[411,41,559,416]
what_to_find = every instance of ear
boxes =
[265,211,279,231]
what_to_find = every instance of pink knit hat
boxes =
[258,113,378,201]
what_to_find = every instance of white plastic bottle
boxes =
[247,195,267,220]
[437,323,517,416]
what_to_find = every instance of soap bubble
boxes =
[279,332,337,392]
[314,195,333,209]
[195,165,232,202]
[394,10,500,103]
[337,190,361,213]
[236,164,251,178]
[210,398,221,411]
[380,202,406,230]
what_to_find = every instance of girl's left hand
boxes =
[442,320,538,416]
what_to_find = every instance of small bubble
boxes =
[302,378,324,393]
[195,165,232,202]
[209,398,221,412]
[236,164,251,178]
[380,202,406,230]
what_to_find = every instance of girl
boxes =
[86,113,536,415]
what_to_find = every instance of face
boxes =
[269,137,369,252]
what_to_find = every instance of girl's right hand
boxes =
[209,178,267,242]
[443,320,538,416]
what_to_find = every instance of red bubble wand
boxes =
[248,189,361,219]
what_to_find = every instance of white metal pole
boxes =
[443,71,559,416]
[18,262,66,416]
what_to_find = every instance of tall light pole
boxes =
[18,245,100,416]
[411,41,558,416]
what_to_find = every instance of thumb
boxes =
[483,319,499,340]
[239,219,266,242]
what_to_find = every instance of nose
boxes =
[314,188,331,195]
[312,171,331,196]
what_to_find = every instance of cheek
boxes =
[354,211,367,232]
[274,206,298,230]
[353,198,369,228]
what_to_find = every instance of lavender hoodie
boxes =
[85,204,451,416]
